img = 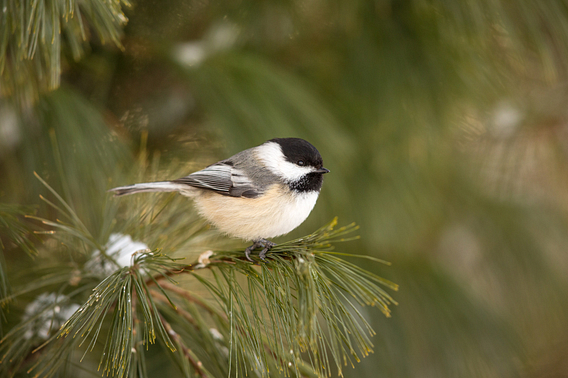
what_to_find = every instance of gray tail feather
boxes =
[108,181,186,196]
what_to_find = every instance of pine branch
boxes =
[0,0,130,107]
[1,218,396,378]
[138,222,398,375]
[20,252,181,378]
[155,281,224,320]
[0,174,397,378]
[0,203,40,330]
[0,203,39,258]
[158,312,209,378]
[187,219,397,377]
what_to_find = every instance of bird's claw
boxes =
[245,239,276,262]
[245,245,255,262]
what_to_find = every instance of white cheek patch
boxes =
[256,142,314,182]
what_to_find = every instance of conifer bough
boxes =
[0,176,398,377]
[1,219,397,378]
[0,0,130,105]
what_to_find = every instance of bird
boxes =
[109,138,329,261]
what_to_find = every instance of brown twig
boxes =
[158,313,208,378]
[154,263,199,281]
[151,291,287,377]
[145,252,256,287]
[156,281,225,320]
[150,291,197,326]
[131,291,139,333]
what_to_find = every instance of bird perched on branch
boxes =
[109,138,329,261]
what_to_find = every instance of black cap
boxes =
[269,138,324,169]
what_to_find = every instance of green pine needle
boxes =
[1,0,130,106]
[192,218,397,378]
[28,253,183,378]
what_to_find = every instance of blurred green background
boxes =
[2,1,568,377]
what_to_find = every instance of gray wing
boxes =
[172,162,261,198]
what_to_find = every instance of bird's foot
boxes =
[258,240,276,260]
[245,239,276,262]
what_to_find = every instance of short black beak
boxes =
[315,167,330,174]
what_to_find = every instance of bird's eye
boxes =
[297,160,305,166]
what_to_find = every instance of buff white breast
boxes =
[189,184,320,241]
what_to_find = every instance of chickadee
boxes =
[109,138,329,261]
